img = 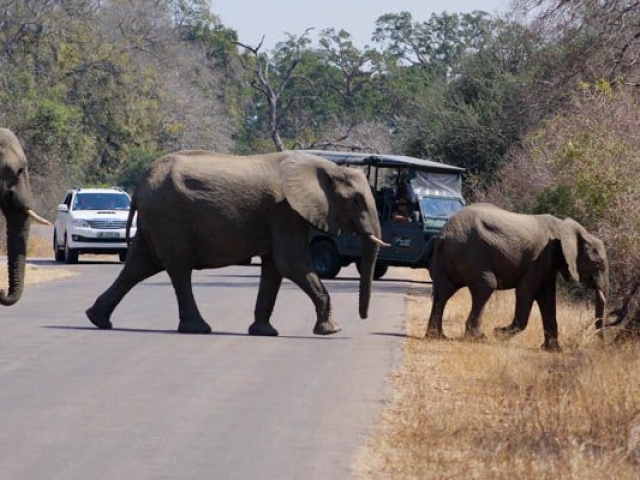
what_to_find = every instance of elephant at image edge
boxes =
[424,203,609,350]
[86,150,387,335]
[0,128,51,305]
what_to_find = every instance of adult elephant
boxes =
[86,150,387,335]
[425,203,609,350]
[0,128,51,305]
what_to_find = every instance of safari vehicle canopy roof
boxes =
[300,149,465,199]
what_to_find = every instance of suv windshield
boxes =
[73,193,130,211]
[421,197,464,219]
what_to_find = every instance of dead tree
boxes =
[234,30,311,152]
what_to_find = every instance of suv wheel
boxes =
[310,239,341,279]
[64,235,78,264]
[53,232,65,262]
[119,250,127,262]
[356,261,389,280]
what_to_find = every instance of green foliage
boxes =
[114,148,162,192]
[489,84,640,301]
[533,185,576,218]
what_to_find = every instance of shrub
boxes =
[483,84,640,307]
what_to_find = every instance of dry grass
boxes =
[0,233,76,288]
[27,232,53,259]
[357,271,640,479]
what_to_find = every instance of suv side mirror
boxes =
[57,204,69,213]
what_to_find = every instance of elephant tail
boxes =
[126,189,138,246]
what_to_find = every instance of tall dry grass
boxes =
[27,233,53,258]
[358,272,640,479]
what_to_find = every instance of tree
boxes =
[373,10,494,79]
[234,31,312,152]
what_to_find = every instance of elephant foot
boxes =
[463,330,487,342]
[541,338,562,352]
[86,306,113,330]
[178,318,212,334]
[248,322,279,336]
[313,320,342,335]
[425,329,447,340]
[493,325,521,341]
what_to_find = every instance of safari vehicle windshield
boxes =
[420,197,465,229]
[73,193,131,211]
[302,150,465,280]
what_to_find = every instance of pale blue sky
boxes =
[211,0,509,49]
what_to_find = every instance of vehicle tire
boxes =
[53,232,65,262]
[356,261,389,280]
[119,250,127,262]
[64,235,78,264]
[310,240,341,279]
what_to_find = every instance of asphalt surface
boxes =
[0,257,417,480]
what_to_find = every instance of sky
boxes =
[211,0,509,50]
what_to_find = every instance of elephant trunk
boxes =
[358,236,381,319]
[0,213,29,306]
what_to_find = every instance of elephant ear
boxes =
[280,155,341,234]
[559,218,585,282]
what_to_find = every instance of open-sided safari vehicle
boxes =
[303,150,465,280]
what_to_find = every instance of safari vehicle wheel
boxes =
[64,235,78,264]
[356,261,388,280]
[53,232,65,262]
[310,239,341,279]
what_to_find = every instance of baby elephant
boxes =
[425,203,609,350]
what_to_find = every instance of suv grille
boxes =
[88,220,127,229]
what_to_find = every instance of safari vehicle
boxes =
[302,150,465,279]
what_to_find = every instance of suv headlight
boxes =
[71,219,91,228]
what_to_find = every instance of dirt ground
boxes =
[0,261,76,290]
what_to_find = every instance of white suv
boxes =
[53,187,137,264]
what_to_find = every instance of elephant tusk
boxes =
[368,234,391,248]
[597,289,606,305]
[27,209,52,226]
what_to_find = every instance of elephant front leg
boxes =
[248,256,282,336]
[289,270,341,335]
[536,282,560,351]
[168,268,211,334]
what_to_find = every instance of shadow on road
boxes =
[369,331,409,339]
[28,259,123,266]
[43,325,352,340]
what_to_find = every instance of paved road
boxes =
[0,258,417,480]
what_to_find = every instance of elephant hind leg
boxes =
[86,236,162,329]
[463,284,494,340]
[426,278,458,339]
[248,256,282,336]
[167,268,211,334]
[494,286,536,341]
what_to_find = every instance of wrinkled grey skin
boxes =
[425,203,609,350]
[0,129,38,305]
[86,150,383,336]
